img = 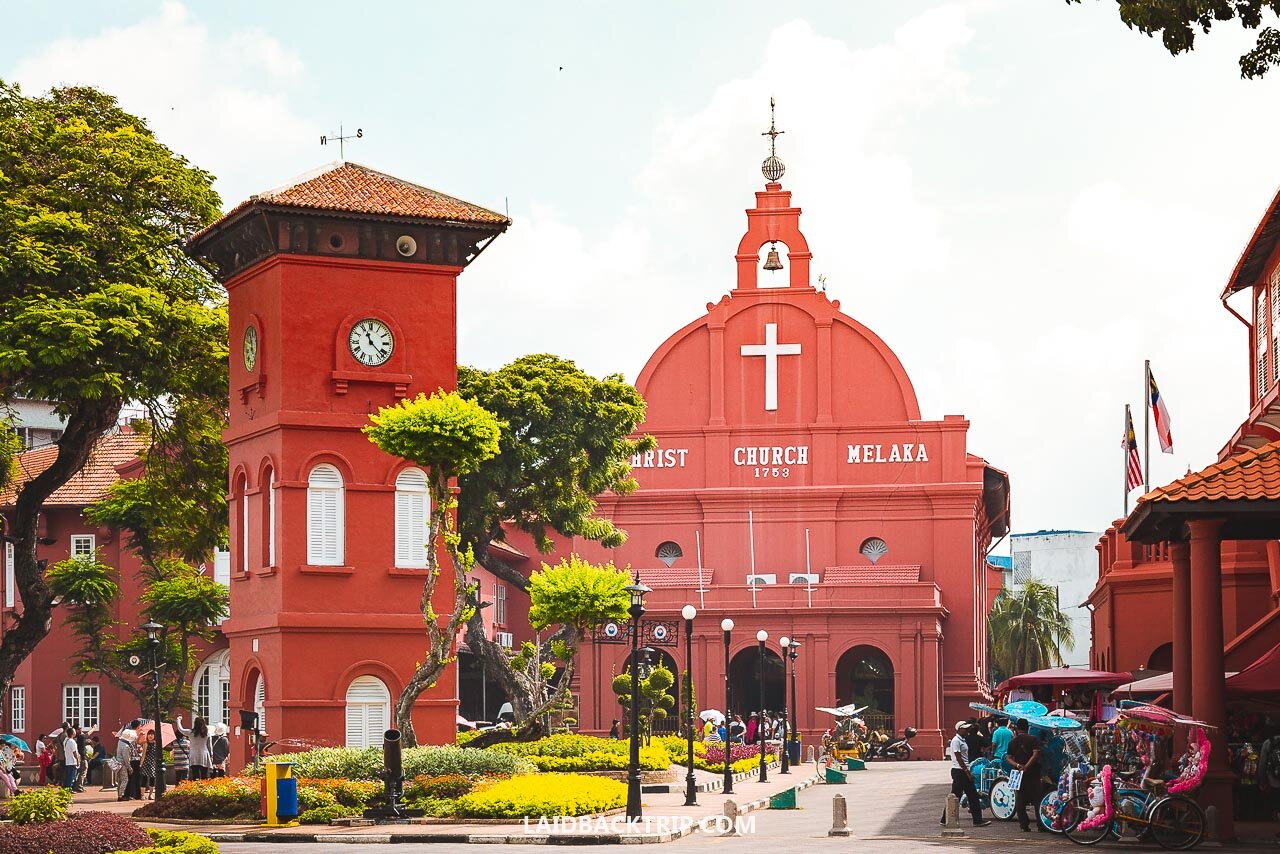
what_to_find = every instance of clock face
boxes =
[243,325,258,372]
[348,318,394,367]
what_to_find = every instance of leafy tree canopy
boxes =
[1068,0,1280,78]
[987,578,1076,683]
[526,556,631,633]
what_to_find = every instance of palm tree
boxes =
[987,579,1075,682]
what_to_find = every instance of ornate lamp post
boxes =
[720,617,734,795]
[623,577,651,820]
[141,620,167,798]
[680,604,697,807]
[779,637,791,774]
[756,629,768,783]
[787,639,801,767]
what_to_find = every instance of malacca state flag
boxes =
[1124,408,1143,492]
[1149,370,1174,453]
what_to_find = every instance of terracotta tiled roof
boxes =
[1141,439,1280,503]
[200,162,508,240]
[0,431,145,508]
[823,565,922,584]
[634,568,716,589]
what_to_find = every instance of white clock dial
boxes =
[243,325,258,372]
[348,318,394,367]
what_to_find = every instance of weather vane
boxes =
[320,123,363,160]
[761,97,785,182]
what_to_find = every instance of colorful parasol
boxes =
[1004,700,1050,718]
[816,704,868,718]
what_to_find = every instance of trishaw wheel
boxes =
[1148,796,1205,851]
[1039,792,1065,833]
[989,779,1016,821]
[1063,794,1113,845]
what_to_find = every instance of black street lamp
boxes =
[720,617,734,795]
[141,620,166,799]
[755,629,768,783]
[787,639,801,768]
[779,636,791,774]
[680,604,697,807]
[623,577,651,820]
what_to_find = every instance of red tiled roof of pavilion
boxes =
[0,431,145,508]
[635,568,716,588]
[1140,438,1280,503]
[823,565,921,584]
[192,162,508,243]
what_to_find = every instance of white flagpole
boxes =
[748,509,756,577]
[695,529,706,610]
[805,528,813,608]
[1123,405,1131,518]
[1144,359,1151,494]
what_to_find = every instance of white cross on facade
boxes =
[740,322,801,411]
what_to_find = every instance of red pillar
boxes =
[1170,540,1191,714]
[1187,518,1232,841]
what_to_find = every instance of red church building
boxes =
[541,150,1009,759]
[188,163,509,762]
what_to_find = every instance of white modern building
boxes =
[6,398,65,449]
[1008,529,1103,667]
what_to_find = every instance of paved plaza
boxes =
[65,760,1276,852]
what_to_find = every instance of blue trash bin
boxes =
[276,777,299,820]
[788,738,801,763]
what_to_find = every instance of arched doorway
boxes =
[345,675,391,749]
[192,649,231,730]
[835,645,894,730]
[729,646,785,716]
[1147,642,1173,672]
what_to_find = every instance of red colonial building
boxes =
[540,157,1009,760]
[188,162,509,763]
[1089,184,1280,839]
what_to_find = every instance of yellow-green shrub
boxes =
[6,786,71,824]
[488,734,669,771]
[453,773,625,818]
[121,828,221,853]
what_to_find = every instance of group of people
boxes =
[35,724,104,792]
[944,716,1046,832]
[112,715,230,801]
[701,710,784,744]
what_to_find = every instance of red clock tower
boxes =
[190,163,508,760]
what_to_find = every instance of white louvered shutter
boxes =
[254,677,267,734]
[241,479,250,571]
[345,676,390,748]
[4,542,13,608]
[307,465,344,566]
[394,469,428,567]
[267,469,277,567]
[1272,271,1280,386]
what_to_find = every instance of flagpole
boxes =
[1124,404,1131,517]
[1143,359,1151,494]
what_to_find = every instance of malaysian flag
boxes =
[1124,405,1143,492]
[1149,370,1174,453]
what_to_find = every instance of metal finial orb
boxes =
[762,155,785,182]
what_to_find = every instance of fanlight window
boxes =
[656,541,683,568]
[860,537,889,564]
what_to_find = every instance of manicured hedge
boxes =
[125,828,221,853]
[133,777,261,821]
[0,811,151,854]
[487,734,670,771]
[453,773,626,818]
[254,745,533,780]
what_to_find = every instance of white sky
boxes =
[7,1,1279,537]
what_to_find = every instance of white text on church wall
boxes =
[631,448,690,469]
[846,443,929,464]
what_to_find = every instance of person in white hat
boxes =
[941,720,991,827]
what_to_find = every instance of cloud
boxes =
[9,1,313,206]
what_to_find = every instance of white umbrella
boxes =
[816,704,868,718]
[700,710,725,723]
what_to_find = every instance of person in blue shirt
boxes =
[991,717,1014,768]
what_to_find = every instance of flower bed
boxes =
[253,745,532,780]
[452,773,626,818]
[0,810,152,854]
[133,777,261,821]
[487,734,670,772]
[130,828,221,853]
[652,736,776,773]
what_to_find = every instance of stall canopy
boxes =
[1226,641,1280,698]
[996,666,1132,693]
[1114,671,1235,696]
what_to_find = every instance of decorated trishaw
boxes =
[966,699,1088,822]
[1053,701,1211,849]
[817,704,870,765]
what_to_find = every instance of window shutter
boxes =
[346,702,366,748]
[254,677,267,734]
[345,676,390,748]
[267,470,277,567]
[4,542,13,609]
[307,465,344,566]
[394,469,428,568]
[241,484,250,572]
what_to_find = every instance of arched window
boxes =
[193,649,231,729]
[238,474,250,572]
[345,675,390,749]
[394,468,429,568]
[859,537,888,564]
[265,468,276,567]
[307,464,344,566]
[656,541,682,568]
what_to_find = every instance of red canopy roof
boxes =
[997,666,1132,693]
[1227,641,1280,698]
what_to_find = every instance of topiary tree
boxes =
[364,390,503,747]
[612,662,675,746]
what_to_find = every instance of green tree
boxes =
[454,355,653,730]
[364,390,503,747]
[1067,0,1280,78]
[987,579,1076,681]
[612,662,675,745]
[468,556,630,748]
[0,82,223,699]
